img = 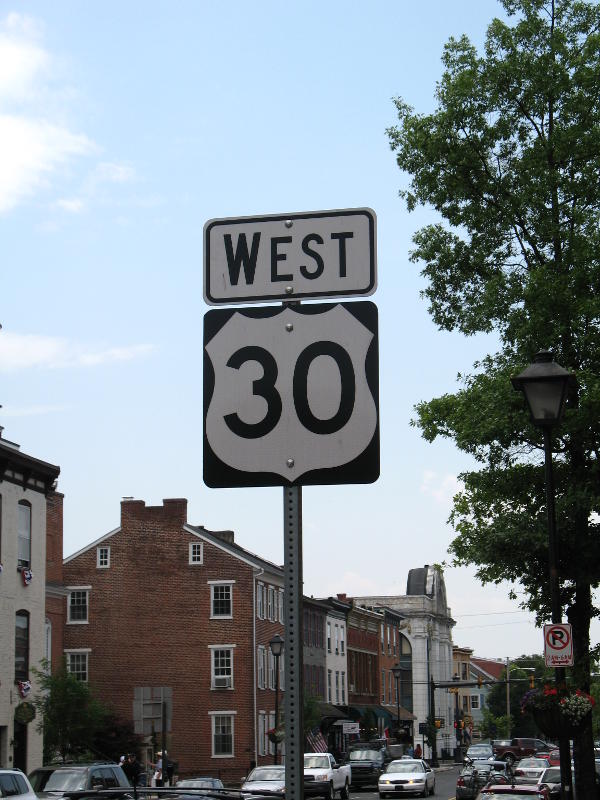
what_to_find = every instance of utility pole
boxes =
[506,657,511,738]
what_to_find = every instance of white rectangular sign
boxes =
[544,623,573,667]
[204,208,376,305]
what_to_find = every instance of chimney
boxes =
[212,530,235,545]
[337,593,347,601]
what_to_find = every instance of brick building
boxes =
[62,498,284,783]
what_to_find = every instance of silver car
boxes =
[241,766,285,796]
[513,757,550,785]
[378,758,435,798]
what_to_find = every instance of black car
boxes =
[346,745,390,789]
[36,763,131,798]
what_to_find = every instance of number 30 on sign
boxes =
[203,302,379,488]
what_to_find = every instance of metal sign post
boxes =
[283,485,304,800]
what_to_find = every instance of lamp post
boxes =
[452,674,461,748]
[511,350,577,800]
[391,664,402,743]
[270,634,284,765]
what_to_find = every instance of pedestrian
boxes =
[406,744,414,758]
[152,751,165,787]
[414,743,422,759]
[122,753,143,788]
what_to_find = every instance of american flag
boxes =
[18,680,32,698]
[22,569,33,586]
[306,728,328,753]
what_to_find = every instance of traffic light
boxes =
[530,674,535,689]
[454,721,457,729]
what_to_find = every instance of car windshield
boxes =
[350,750,380,761]
[304,756,330,770]
[28,770,55,792]
[45,770,87,791]
[247,768,285,781]
[540,768,561,783]
[469,746,492,755]
[519,758,546,767]
[386,761,423,774]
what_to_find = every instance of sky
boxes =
[2,0,596,660]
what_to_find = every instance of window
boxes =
[327,669,332,702]
[45,617,52,668]
[381,669,386,703]
[66,650,89,682]
[327,622,331,653]
[189,542,203,565]
[18,501,31,568]
[470,694,480,709]
[258,712,267,756]
[258,646,265,688]
[68,589,89,623]
[389,671,394,704]
[380,623,384,653]
[335,671,340,703]
[278,589,284,622]
[340,625,345,655]
[15,610,29,681]
[211,647,234,689]
[334,624,339,654]
[211,712,234,757]
[341,671,346,704]
[268,586,274,621]
[133,686,172,735]
[257,582,264,619]
[97,546,110,568]
[210,582,233,618]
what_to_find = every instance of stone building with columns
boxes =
[353,564,456,759]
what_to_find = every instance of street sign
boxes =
[418,722,427,734]
[203,301,379,487]
[204,208,376,305]
[544,623,573,667]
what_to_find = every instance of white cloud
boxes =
[0,332,155,372]
[91,161,135,184]
[55,197,84,213]
[0,13,95,214]
[420,469,462,505]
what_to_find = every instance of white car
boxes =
[0,769,37,800]
[241,765,285,796]
[378,758,435,798]
[513,757,550,785]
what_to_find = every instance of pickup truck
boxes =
[492,737,554,765]
[346,744,390,788]
[304,753,351,800]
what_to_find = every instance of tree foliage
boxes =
[387,0,600,792]
[33,662,142,764]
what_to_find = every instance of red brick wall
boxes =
[46,491,65,671]
[63,498,282,784]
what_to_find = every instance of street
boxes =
[351,766,461,800]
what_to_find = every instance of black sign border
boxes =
[204,208,376,305]
[203,301,379,488]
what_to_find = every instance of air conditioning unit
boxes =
[213,676,232,689]
[349,684,355,693]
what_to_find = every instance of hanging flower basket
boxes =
[521,686,594,737]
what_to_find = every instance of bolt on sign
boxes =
[204,208,376,305]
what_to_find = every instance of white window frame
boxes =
[96,546,110,569]
[258,645,265,689]
[258,712,266,756]
[17,501,32,569]
[470,694,480,709]
[268,649,275,689]
[341,671,346,704]
[278,589,284,623]
[67,587,90,624]
[257,582,264,619]
[340,625,345,655]
[65,648,91,682]
[335,671,340,704]
[327,669,332,702]
[209,711,235,758]
[209,580,234,619]
[268,586,274,621]
[334,624,339,654]
[209,645,235,689]
[327,622,332,653]
[189,541,203,565]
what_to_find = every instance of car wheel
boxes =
[340,780,350,800]
[325,781,334,800]
[430,779,435,795]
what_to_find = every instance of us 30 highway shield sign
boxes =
[203,301,379,487]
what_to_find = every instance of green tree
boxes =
[485,656,551,737]
[32,662,108,763]
[387,0,600,794]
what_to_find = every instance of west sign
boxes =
[204,207,376,305]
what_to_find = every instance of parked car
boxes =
[176,778,225,791]
[456,760,510,799]
[536,766,561,798]
[36,763,131,797]
[241,766,285,797]
[466,743,494,762]
[513,757,550,785]
[347,746,389,788]
[303,754,351,800]
[28,767,61,794]
[478,785,550,798]
[0,769,37,800]
[378,758,435,798]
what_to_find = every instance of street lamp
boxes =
[452,674,461,748]
[511,350,577,799]
[269,634,284,765]
[391,664,402,742]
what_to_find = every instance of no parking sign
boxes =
[544,623,573,667]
